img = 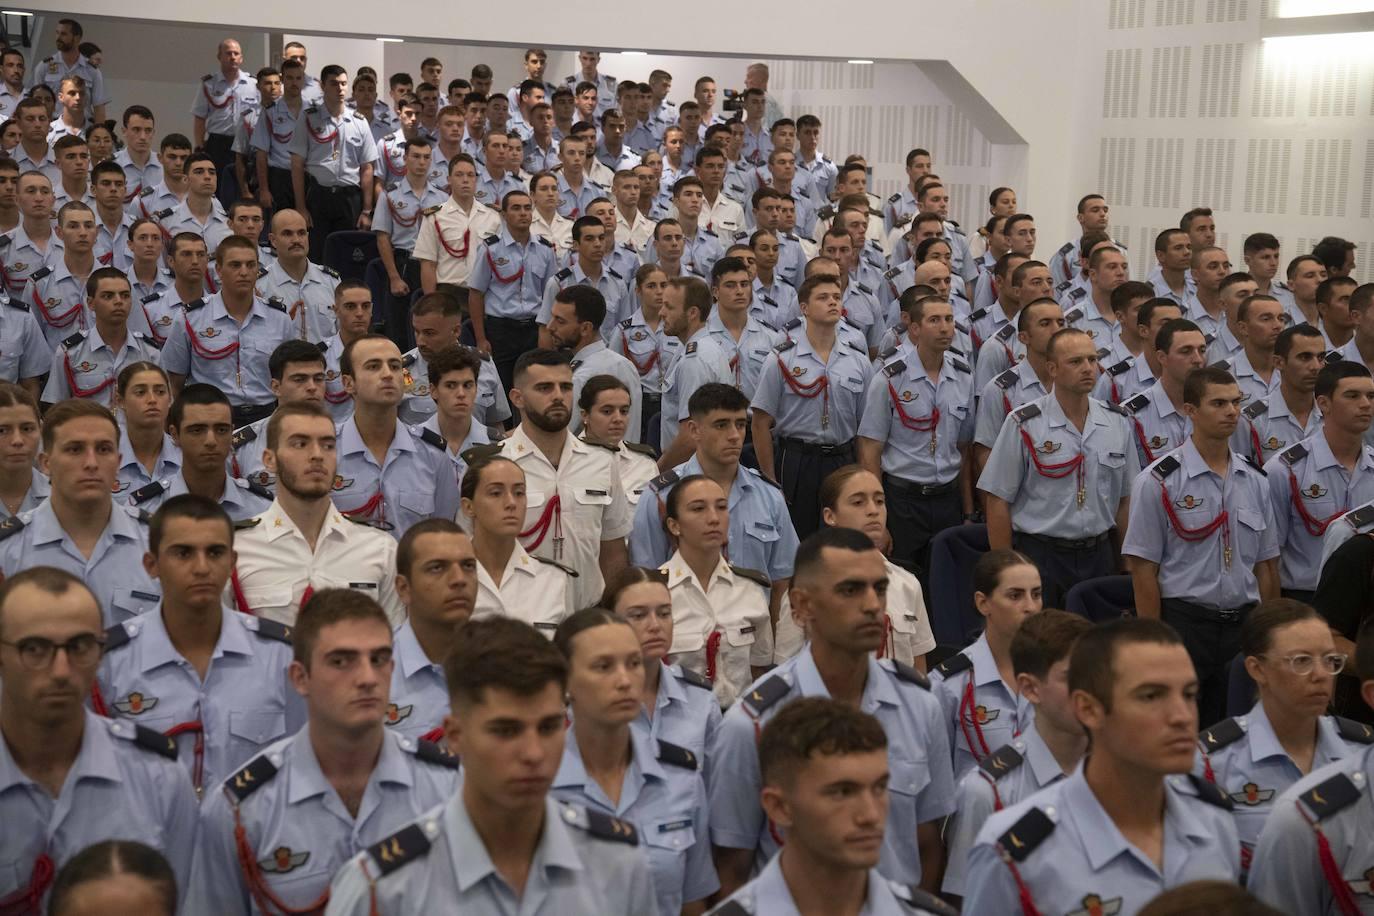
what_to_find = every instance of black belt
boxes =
[882,473,958,497]
[1162,596,1254,623]
[230,402,275,426]
[778,437,855,456]
[485,316,537,326]
[313,184,362,195]
[1019,531,1109,551]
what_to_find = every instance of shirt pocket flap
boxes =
[887,753,931,798]
[1237,508,1265,531]
[745,522,780,543]
[525,487,548,509]
[1100,451,1127,468]
[110,587,161,619]
[229,708,287,745]
[242,585,295,609]
[725,623,757,647]
[645,816,697,851]
[889,608,921,634]
[397,489,435,516]
[574,486,612,506]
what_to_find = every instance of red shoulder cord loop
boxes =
[360,857,382,916]
[1287,469,1346,537]
[1017,427,1085,497]
[232,802,331,916]
[1157,481,1230,558]
[484,248,525,284]
[728,353,741,388]
[140,300,167,346]
[1132,417,1156,465]
[324,386,352,405]
[959,676,993,761]
[62,350,116,401]
[776,353,829,417]
[1296,801,1363,916]
[0,853,55,916]
[519,493,562,551]
[619,333,660,377]
[201,81,234,111]
[31,284,84,329]
[1200,750,1217,785]
[435,223,470,260]
[877,615,892,660]
[183,313,240,359]
[341,490,387,528]
[383,193,420,228]
[306,112,339,145]
[978,768,1007,812]
[704,630,723,683]
[382,140,405,178]
[996,843,1044,916]
[165,719,205,794]
[1002,392,1013,418]
[886,382,940,434]
[1108,373,1121,405]
[1249,423,1264,465]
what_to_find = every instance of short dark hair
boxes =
[710,256,749,285]
[1180,207,1213,231]
[1317,276,1358,306]
[1350,283,1374,316]
[1316,360,1372,400]
[688,382,750,418]
[1069,617,1186,713]
[168,383,230,430]
[1110,280,1155,316]
[1183,366,1238,406]
[1313,236,1356,274]
[1136,298,1183,331]
[269,339,327,381]
[513,347,572,384]
[904,148,931,167]
[973,549,1037,597]
[395,518,466,578]
[670,276,714,323]
[48,841,177,916]
[116,362,167,397]
[1275,322,1326,359]
[1287,254,1322,280]
[758,696,888,787]
[571,215,603,243]
[798,274,841,305]
[293,588,391,667]
[1243,232,1280,255]
[554,284,607,330]
[1237,293,1280,323]
[445,617,568,706]
[85,265,130,300]
[1011,608,1093,680]
[1240,598,1323,660]
[411,290,463,320]
[578,374,631,413]
[1155,228,1188,253]
[264,402,332,452]
[553,607,632,663]
[1154,318,1203,355]
[427,345,482,389]
[339,333,395,378]
[148,493,233,556]
[793,527,881,587]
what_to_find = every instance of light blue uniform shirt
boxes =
[752,334,872,444]
[0,500,160,625]
[606,312,684,397]
[963,766,1240,915]
[188,728,460,916]
[1123,439,1279,609]
[22,261,90,351]
[420,414,491,480]
[1264,434,1374,591]
[538,265,628,339]
[553,726,717,915]
[971,326,1027,394]
[660,327,733,446]
[1194,701,1367,857]
[398,346,510,427]
[190,70,258,136]
[1093,352,1155,407]
[555,172,606,219]
[1063,293,1119,352]
[1122,381,1193,467]
[1247,742,1374,914]
[978,393,1139,538]
[256,259,340,343]
[705,311,783,400]
[975,361,1050,449]
[250,98,302,169]
[0,297,51,383]
[115,428,181,497]
[1321,496,1374,570]
[323,793,658,915]
[229,415,275,491]
[42,327,161,404]
[114,147,163,201]
[751,277,801,329]
[1207,321,1245,365]
[633,664,723,784]
[373,180,447,253]
[385,619,450,744]
[0,467,48,522]
[708,854,942,916]
[929,633,1034,781]
[1234,389,1323,465]
[942,719,1070,896]
[569,340,644,443]
[96,607,304,795]
[122,471,272,522]
[1217,350,1282,408]
[330,415,463,539]
[708,646,955,885]
[969,299,1015,359]
[467,228,560,320]
[1,224,64,299]
[159,294,295,407]
[286,106,378,188]
[860,349,974,484]
[0,712,198,909]
[159,199,233,254]
[630,457,798,583]
[473,168,525,209]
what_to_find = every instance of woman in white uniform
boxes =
[579,375,658,509]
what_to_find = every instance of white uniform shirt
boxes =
[615,443,660,508]
[411,197,502,286]
[472,540,575,636]
[228,499,405,626]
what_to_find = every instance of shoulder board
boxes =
[1301,772,1364,820]
[1123,393,1150,415]
[102,620,133,652]
[532,554,579,577]
[234,516,261,530]
[316,339,330,352]
[579,437,619,453]
[674,666,712,690]
[623,440,658,458]
[482,233,500,245]
[201,73,213,82]
[969,307,989,323]
[994,368,1019,390]
[979,743,1025,779]
[538,235,555,248]
[1107,358,1132,377]
[555,267,573,281]
[773,338,797,354]
[367,823,432,876]
[460,442,503,466]
[184,298,205,311]
[712,904,751,916]
[935,652,973,678]
[740,675,791,718]
[265,296,288,313]
[618,317,633,330]
[421,204,442,216]
[855,282,872,295]
[1150,454,1181,480]
[1055,279,1072,293]
[1345,503,1374,531]
[1209,359,1230,372]
[137,185,156,200]
[1243,456,1267,476]
[1057,241,1074,256]
[1102,400,1127,416]
[129,725,178,760]
[994,323,1016,342]
[882,359,906,378]
[746,466,783,490]
[1012,402,1040,424]
[657,739,699,771]
[684,341,698,354]
[225,753,279,801]
[401,352,417,368]
[892,885,959,916]
[319,264,340,279]
[129,479,165,506]
[884,266,902,280]
[649,469,680,492]
[1203,332,1217,348]
[1199,716,1245,751]
[1243,399,1268,420]
[1335,716,1374,744]
[997,807,1055,862]
[877,345,899,363]
[1185,772,1234,810]
[607,267,624,280]
[889,660,930,689]
[846,340,866,355]
[246,616,292,644]
[729,565,771,589]
[887,192,902,203]
[244,479,273,501]
[816,205,835,222]
[1063,308,1084,325]
[414,739,462,768]
[153,208,173,220]
[141,292,160,305]
[1325,350,1344,365]
[30,266,52,282]
[1068,286,1087,301]
[61,331,84,349]
[951,358,970,374]
[578,807,640,845]
[418,427,447,450]
[1280,443,1308,466]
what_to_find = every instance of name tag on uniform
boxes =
[131,590,161,602]
[658,819,692,833]
[1108,452,1125,460]
[534,622,557,630]
[739,625,755,635]
[348,582,378,590]
[584,489,608,496]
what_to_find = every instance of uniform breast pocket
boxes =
[884,753,932,843]
[747,347,769,366]
[573,486,612,519]
[1235,508,1265,560]
[525,487,548,510]
[241,584,294,615]
[746,521,780,545]
[229,708,286,747]
[644,815,695,881]
[397,488,435,521]
[109,587,161,621]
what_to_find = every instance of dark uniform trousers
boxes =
[484,316,540,397]
[204,132,239,206]
[1161,597,1252,729]
[306,181,363,262]
[883,473,961,593]
[1012,530,1113,609]
[382,249,421,351]
[776,437,855,541]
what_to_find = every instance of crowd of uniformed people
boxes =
[3,19,1374,916]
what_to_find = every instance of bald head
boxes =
[914,260,951,286]
[270,208,310,261]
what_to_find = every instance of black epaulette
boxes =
[103,620,133,652]
[460,442,503,466]
[1123,393,1150,415]
[816,204,835,222]
[482,233,500,245]
[1243,399,1267,420]
[0,235,10,250]
[1185,773,1234,810]
[649,469,680,492]
[415,739,461,768]
[234,516,261,530]
[994,323,1016,343]
[884,266,902,280]
[1062,308,1085,327]
[4,296,25,312]
[684,341,697,354]
[935,652,972,678]
[607,267,623,280]
[152,208,173,220]
[623,441,658,458]
[951,358,971,374]
[131,725,178,760]
[675,666,712,691]
[319,264,340,280]
[133,331,162,351]
[657,739,698,770]
[245,616,292,644]
[1012,403,1040,424]
[1243,456,1267,476]
[1199,716,1245,751]
[61,330,84,349]
[845,340,866,355]
[993,368,1019,390]
[401,352,417,368]
[1106,358,1132,377]
[184,298,205,311]
[418,427,447,451]
[226,754,279,802]
[969,307,989,323]
[877,345,898,363]
[1057,241,1074,256]
[887,192,902,203]
[244,479,273,501]
[1336,716,1374,744]
[979,743,1025,779]
[1302,772,1364,820]
[740,675,791,718]
[265,296,287,313]
[30,266,52,282]
[1068,286,1087,301]
[618,316,633,330]
[201,72,213,82]
[316,339,330,352]
[537,235,555,248]
[1055,279,1072,293]
[1325,350,1344,365]
[421,204,442,216]
[578,438,619,453]
[532,554,579,577]
[555,267,573,282]
[1151,454,1181,481]
[882,359,906,378]
[1103,400,1128,416]
[712,903,750,916]
[889,660,930,690]
[1210,359,1231,371]
[129,480,166,506]
[997,807,1055,862]
[1345,503,1374,531]
[855,282,873,296]
[139,186,155,199]
[141,292,159,305]
[1280,443,1307,466]
[367,823,432,875]
[730,565,770,589]
[581,808,640,845]
[892,885,959,916]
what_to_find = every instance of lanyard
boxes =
[1287,469,1347,537]
[619,331,660,377]
[384,193,420,228]
[62,349,116,402]
[776,353,830,429]
[0,853,54,916]
[886,381,940,455]
[201,80,234,111]
[484,247,524,284]
[435,222,470,260]
[30,282,84,329]
[1158,480,1232,568]
[519,493,564,562]
[1017,427,1086,508]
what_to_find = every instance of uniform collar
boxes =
[1040,392,1110,434]
[1268,392,1319,424]
[339,415,417,459]
[505,423,578,469]
[664,548,733,591]
[965,633,1010,689]
[1022,718,1072,786]
[445,794,583,891]
[267,258,326,288]
[137,605,254,672]
[0,711,123,794]
[553,722,663,797]
[748,856,803,916]
[1310,430,1374,473]
[574,339,608,363]
[394,619,444,680]
[652,663,692,718]
[84,326,140,358]
[1016,358,1047,392]
[676,455,752,509]
[207,292,270,325]
[793,644,901,713]
[1145,380,1184,419]
[118,427,180,475]
[1060,764,1217,872]
[28,499,138,547]
[1176,437,1249,481]
[257,498,352,544]
[286,726,413,805]
[169,196,226,225]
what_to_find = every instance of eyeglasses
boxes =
[0,633,105,671]
[1258,652,1347,676]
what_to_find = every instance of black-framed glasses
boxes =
[0,633,105,671]
[1257,652,1347,676]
